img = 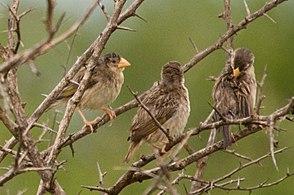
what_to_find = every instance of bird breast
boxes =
[146,87,190,149]
[79,71,124,110]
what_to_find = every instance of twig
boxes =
[188,37,199,53]
[127,86,172,141]
[97,162,107,195]
[213,170,294,192]
[264,13,277,23]
[191,147,289,194]
[243,0,251,15]
[0,0,98,74]
[190,110,216,192]
[80,185,110,194]
[223,149,253,162]
[182,0,287,73]
[223,0,234,49]
[98,0,110,21]
[256,65,267,114]
[46,59,96,166]
[268,115,279,170]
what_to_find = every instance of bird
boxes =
[212,48,256,148]
[124,61,190,163]
[49,52,130,131]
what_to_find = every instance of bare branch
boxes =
[0,0,98,74]
[98,0,110,21]
[183,0,287,73]
[0,0,290,194]
[44,0,56,37]
[268,115,279,170]
[183,147,290,194]
[223,149,253,162]
[127,86,172,142]
[256,65,267,114]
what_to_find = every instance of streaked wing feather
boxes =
[56,83,79,100]
[56,68,85,100]
[130,91,177,143]
[238,80,254,116]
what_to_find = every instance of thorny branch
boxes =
[39,0,288,157]
[182,0,287,73]
[82,98,294,194]
[192,147,291,194]
[0,0,146,193]
[0,0,292,194]
[127,86,173,141]
[191,0,234,191]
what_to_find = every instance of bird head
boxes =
[104,52,130,71]
[161,61,184,86]
[231,48,255,79]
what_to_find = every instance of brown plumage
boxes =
[124,61,190,163]
[49,52,130,131]
[212,48,256,148]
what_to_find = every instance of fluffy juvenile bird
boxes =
[49,52,130,131]
[212,48,256,148]
[124,61,190,163]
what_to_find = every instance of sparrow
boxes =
[212,48,256,148]
[49,52,130,131]
[124,61,190,163]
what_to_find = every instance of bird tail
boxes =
[212,112,232,149]
[124,142,140,163]
[221,125,232,149]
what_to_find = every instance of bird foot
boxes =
[230,132,237,146]
[102,108,116,126]
[83,120,95,133]
[84,116,103,133]
[78,108,95,133]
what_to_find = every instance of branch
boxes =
[127,86,172,141]
[256,65,267,114]
[79,96,294,194]
[182,0,287,73]
[193,147,291,194]
[0,0,98,74]
[214,169,294,192]
[37,0,288,162]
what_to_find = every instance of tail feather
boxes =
[221,125,232,149]
[213,112,233,149]
[124,142,140,163]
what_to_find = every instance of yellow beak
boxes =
[118,58,131,68]
[233,67,240,79]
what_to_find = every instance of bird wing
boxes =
[56,83,79,100]
[129,90,178,143]
[237,79,255,117]
[56,68,85,100]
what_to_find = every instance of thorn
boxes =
[218,12,225,19]
[133,13,147,23]
[263,13,277,24]
[188,37,199,53]
[117,25,136,32]
[206,76,218,81]
[243,0,251,16]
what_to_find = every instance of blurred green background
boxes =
[1,0,294,194]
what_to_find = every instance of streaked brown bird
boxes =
[49,52,130,131]
[212,48,256,148]
[124,61,190,163]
